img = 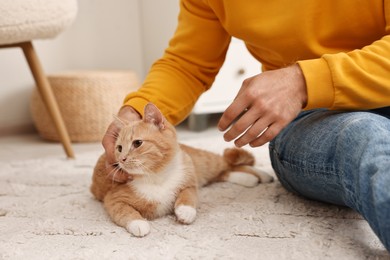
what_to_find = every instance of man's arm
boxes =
[219,4,390,148]
[102,0,231,180]
[298,34,390,111]
[124,0,231,125]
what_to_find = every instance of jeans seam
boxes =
[270,145,345,204]
[271,143,338,177]
[339,168,358,211]
[279,159,337,176]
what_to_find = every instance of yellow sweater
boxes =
[124,0,390,125]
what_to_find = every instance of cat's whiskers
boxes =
[105,162,124,184]
[137,161,151,176]
[127,160,150,176]
[123,158,148,174]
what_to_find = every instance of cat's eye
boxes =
[132,140,143,148]
[116,145,122,152]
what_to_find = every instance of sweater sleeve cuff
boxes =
[297,58,335,110]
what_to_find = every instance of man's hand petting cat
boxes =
[102,106,141,183]
[218,64,307,148]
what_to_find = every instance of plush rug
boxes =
[0,136,388,260]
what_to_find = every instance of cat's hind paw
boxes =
[175,205,196,224]
[227,172,259,187]
[126,219,150,237]
[252,168,274,183]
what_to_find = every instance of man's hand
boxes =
[102,106,141,183]
[218,64,307,147]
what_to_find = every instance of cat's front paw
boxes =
[175,205,197,224]
[126,219,150,237]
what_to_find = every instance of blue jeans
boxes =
[269,108,390,251]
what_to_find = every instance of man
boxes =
[103,0,390,251]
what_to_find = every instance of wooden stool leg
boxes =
[21,42,75,158]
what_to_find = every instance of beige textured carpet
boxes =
[0,136,388,260]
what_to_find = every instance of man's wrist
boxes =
[291,64,308,108]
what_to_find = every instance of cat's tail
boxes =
[223,147,255,167]
[221,148,273,186]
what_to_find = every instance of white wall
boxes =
[139,0,179,74]
[0,0,179,134]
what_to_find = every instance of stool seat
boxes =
[0,0,77,45]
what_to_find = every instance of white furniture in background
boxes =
[0,0,78,158]
[189,38,261,131]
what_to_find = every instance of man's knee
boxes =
[335,112,390,143]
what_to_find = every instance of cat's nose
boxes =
[121,157,126,162]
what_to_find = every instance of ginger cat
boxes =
[90,103,273,237]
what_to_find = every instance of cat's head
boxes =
[114,103,178,176]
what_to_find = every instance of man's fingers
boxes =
[233,117,270,147]
[218,96,250,131]
[222,108,258,142]
[102,123,120,164]
[248,123,283,147]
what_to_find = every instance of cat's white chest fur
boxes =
[128,151,187,216]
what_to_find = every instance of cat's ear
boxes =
[112,114,129,130]
[144,103,165,130]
